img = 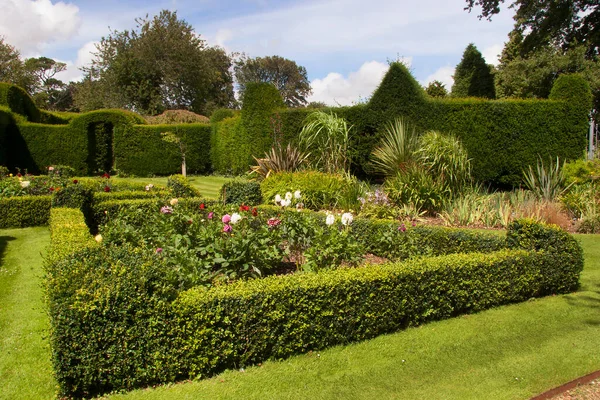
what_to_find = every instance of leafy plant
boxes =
[219,180,262,205]
[417,130,472,194]
[250,143,309,180]
[384,164,450,215]
[299,111,351,174]
[523,157,571,201]
[167,174,201,197]
[370,118,420,177]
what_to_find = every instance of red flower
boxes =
[267,218,281,227]
[49,187,54,192]
[240,204,250,212]
[252,207,258,217]
[102,172,110,179]
[104,186,111,192]
[16,173,22,177]
[199,203,205,209]
[73,179,79,184]
[187,219,193,224]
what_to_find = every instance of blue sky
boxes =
[0,0,516,105]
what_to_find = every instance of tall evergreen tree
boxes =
[451,43,496,99]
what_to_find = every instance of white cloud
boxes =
[482,43,503,66]
[54,41,97,82]
[201,0,515,59]
[423,66,455,90]
[0,0,81,55]
[309,61,391,106]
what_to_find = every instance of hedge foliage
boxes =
[272,63,592,186]
[219,180,262,205]
[114,123,212,176]
[0,195,51,228]
[45,210,584,397]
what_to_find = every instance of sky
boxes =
[0,0,516,106]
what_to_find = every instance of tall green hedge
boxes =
[273,64,592,186]
[211,83,285,175]
[0,82,40,122]
[114,123,212,176]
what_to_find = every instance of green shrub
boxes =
[219,180,262,205]
[46,207,97,264]
[145,110,209,125]
[45,208,582,397]
[210,108,237,124]
[174,238,580,380]
[350,217,506,260]
[384,165,450,215]
[0,165,9,179]
[210,116,247,174]
[51,183,94,209]
[261,171,360,210]
[167,174,202,197]
[0,195,51,228]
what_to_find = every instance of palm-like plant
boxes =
[370,118,421,177]
[249,143,309,180]
[299,111,351,174]
[523,157,571,201]
[417,130,472,194]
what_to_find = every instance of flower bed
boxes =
[45,201,584,398]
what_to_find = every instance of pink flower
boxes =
[160,206,173,214]
[156,248,163,254]
[222,214,231,224]
[223,224,232,233]
[267,218,281,227]
[398,223,406,232]
[207,212,214,219]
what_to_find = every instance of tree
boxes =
[77,10,235,115]
[0,37,33,91]
[451,43,496,99]
[425,80,448,98]
[24,57,68,110]
[465,0,600,57]
[495,45,600,111]
[234,55,311,107]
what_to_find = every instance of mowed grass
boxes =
[112,175,241,199]
[106,235,600,400]
[0,227,55,399]
[1,229,599,400]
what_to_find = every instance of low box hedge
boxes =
[45,212,584,398]
[0,195,52,228]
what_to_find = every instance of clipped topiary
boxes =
[219,180,262,205]
[549,73,593,112]
[167,174,201,197]
[0,82,41,122]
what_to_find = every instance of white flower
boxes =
[285,192,293,201]
[230,212,242,224]
[94,234,103,243]
[20,180,30,188]
[281,199,291,207]
[275,194,282,204]
[294,190,301,199]
[170,198,178,206]
[341,212,353,226]
[145,184,154,191]
[325,214,335,226]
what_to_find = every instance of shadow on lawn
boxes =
[0,236,16,267]
[565,286,600,326]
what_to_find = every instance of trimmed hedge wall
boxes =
[270,64,592,186]
[0,195,52,228]
[45,209,584,397]
[114,123,212,176]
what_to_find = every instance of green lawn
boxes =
[112,175,241,199]
[0,227,54,399]
[1,229,599,400]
